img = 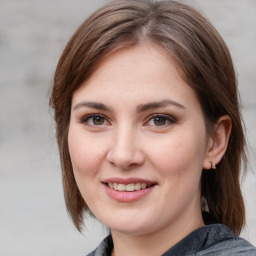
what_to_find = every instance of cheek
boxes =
[67,128,108,208]
[135,132,205,228]
[149,131,205,209]
[147,129,206,181]
[68,128,105,177]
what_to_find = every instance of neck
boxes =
[111,213,204,256]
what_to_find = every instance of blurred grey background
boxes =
[0,0,255,255]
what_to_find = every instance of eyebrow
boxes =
[137,99,185,112]
[73,99,185,112]
[73,101,112,111]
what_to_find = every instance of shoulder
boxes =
[196,225,256,256]
[197,236,256,255]
[87,225,256,256]
[197,238,256,255]
[86,249,96,256]
[86,235,113,256]
[163,224,256,256]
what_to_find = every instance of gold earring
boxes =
[211,161,216,169]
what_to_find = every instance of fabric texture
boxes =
[87,224,256,256]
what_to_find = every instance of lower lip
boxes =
[103,184,156,202]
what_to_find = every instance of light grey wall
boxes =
[0,1,255,255]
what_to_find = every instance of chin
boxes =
[101,213,157,236]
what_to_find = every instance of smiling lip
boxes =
[102,177,157,202]
[102,177,156,185]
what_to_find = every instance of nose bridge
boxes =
[107,122,144,169]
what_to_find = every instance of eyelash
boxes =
[144,114,177,127]
[80,114,108,126]
[79,113,177,127]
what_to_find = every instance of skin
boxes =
[68,43,231,256]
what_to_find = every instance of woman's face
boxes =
[68,44,210,237]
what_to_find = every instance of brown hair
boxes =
[50,0,246,235]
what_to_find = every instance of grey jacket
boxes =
[87,224,256,256]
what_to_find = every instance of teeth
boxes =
[126,183,135,191]
[118,184,126,191]
[107,182,149,192]
[135,183,141,191]
[141,183,147,189]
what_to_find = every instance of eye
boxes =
[81,114,107,126]
[152,116,167,126]
[145,114,176,127]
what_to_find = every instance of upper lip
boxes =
[102,177,157,185]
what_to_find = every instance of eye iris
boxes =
[154,117,166,126]
[93,116,104,125]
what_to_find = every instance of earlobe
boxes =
[203,115,232,170]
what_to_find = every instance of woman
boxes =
[50,0,256,255]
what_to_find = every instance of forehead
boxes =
[72,43,199,110]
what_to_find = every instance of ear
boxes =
[203,115,232,170]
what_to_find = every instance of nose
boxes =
[106,126,145,170]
